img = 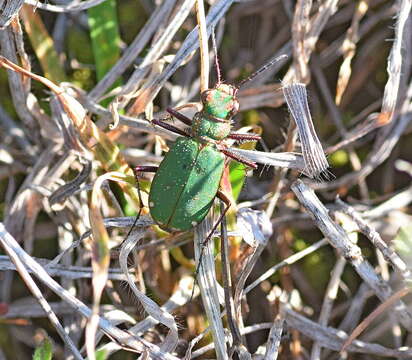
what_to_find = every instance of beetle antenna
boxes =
[236,54,288,90]
[211,28,222,84]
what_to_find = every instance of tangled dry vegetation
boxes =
[0,0,412,359]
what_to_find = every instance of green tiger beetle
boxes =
[134,55,287,242]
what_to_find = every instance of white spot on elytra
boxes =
[191,221,198,226]
[149,202,154,207]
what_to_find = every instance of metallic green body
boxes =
[148,84,238,232]
[149,137,225,231]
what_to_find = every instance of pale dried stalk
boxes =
[338,283,372,333]
[98,276,195,357]
[282,83,329,179]
[119,226,179,353]
[310,257,346,360]
[291,180,412,330]
[335,0,370,105]
[192,307,412,358]
[0,0,24,28]
[0,223,179,359]
[2,301,128,319]
[125,0,234,115]
[0,255,132,280]
[245,239,328,295]
[291,0,312,82]
[219,207,249,358]
[377,0,411,126]
[283,304,412,358]
[228,149,306,173]
[284,0,339,83]
[313,77,412,191]
[88,0,177,101]
[194,214,228,360]
[336,198,411,280]
[320,3,396,67]
[263,315,284,360]
[196,0,209,92]
[0,223,84,360]
[116,0,195,112]
[230,209,272,355]
[0,25,41,143]
[341,287,411,353]
[24,0,107,12]
[313,3,412,190]
[310,59,369,198]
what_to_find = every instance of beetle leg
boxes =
[227,133,261,141]
[219,200,243,349]
[167,107,193,126]
[123,166,159,244]
[192,190,232,299]
[152,119,190,137]
[200,190,232,246]
[134,165,158,174]
[221,148,258,169]
[133,166,158,219]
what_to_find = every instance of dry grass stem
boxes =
[0,1,411,359]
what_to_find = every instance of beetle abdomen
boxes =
[149,137,225,231]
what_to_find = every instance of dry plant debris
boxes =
[0,0,411,359]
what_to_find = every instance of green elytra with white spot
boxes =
[149,84,238,231]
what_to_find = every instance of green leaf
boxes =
[21,5,66,83]
[33,338,53,360]
[229,161,247,201]
[394,224,412,267]
[229,124,262,200]
[88,0,122,105]
[329,150,349,167]
[95,348,108,360]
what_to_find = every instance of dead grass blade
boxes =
[196,0,209,92]
[126,0,234,116]
[119,222,179,354]
[0,56,141,209]
[0,223,84,360]
[335,0,369,105]
[377,0,411,126]
[291,179,412,330]
[87,172,126,360]
[283,83,329,179]
[341,287,412,353]
[193,215,228,360]
[0,0,24,27]
[0,223,179,359]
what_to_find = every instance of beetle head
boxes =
[201,83,239,121]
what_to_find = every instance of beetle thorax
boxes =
[191,84,239,140]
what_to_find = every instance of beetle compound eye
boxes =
[232,101,239,115]
[201,90,211,104]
